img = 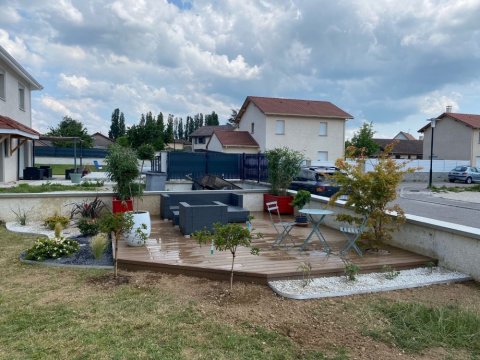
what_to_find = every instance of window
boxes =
[196,137,205,144]
[478,132,480,144]
[0,69,5,100]
[251,122,255,134]
[275,120,285,135]
[319,122,327,136]
[317,151,328,161]
[18,83,25,110]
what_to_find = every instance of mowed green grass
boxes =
[0,226,332,360]
[1,224,479,359]
[36,164,106,176]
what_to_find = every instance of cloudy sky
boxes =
[1,0,480,139]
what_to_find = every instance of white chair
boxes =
[266,201,297,246]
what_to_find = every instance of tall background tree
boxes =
[205,111,219,126]
[227,109,238,128]
[109,108,126,140]
[47,116,93,148]
[345,122,379,157]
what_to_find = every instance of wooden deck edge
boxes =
[117,259,269,285]
[118,257,436,284]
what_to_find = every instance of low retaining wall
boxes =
[297,191,480,281]
[0,189,267,222]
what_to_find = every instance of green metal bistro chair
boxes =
[266,201,297,247]
[339,216,368,256]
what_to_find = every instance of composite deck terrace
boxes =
[116,212,434,284]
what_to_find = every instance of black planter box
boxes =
[23,167,45,180]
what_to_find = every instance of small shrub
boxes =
[297,261,313,287]
[90,233,108,259]
[44,213,69,230]
[54,222,63,238]
[69,197,105,219]
[344,262,359,281]
[77,217,100,237]
[12,207,30,225]
[382,265,400,280]
[25,237,79,261]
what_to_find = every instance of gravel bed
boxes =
[8,222,113,268]
[269,267,472,299]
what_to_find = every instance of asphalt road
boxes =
[394,182,480,228]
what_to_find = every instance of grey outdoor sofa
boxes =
[160,192,249,233]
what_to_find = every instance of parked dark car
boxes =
[289,167,341,197]
[448,166,480,184]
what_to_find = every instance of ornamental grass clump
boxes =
[90,234,108,259]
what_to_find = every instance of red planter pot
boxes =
[263,194,294,214]
[112,198,133,213]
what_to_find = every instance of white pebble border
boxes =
[269,267,472,300]
[6,221,81,239]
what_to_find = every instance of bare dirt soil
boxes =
[90,270,480,360]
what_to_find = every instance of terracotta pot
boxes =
[112,198,133,213]
[263,193,294,214]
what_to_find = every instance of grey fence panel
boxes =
[166,151,267,181]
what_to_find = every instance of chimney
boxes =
[446,105,452,113]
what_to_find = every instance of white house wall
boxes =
[265,115,345,162]
[423,117,472,161]
[238,103,266,151]
[0,56,35,183]
[206,135,223,152]
[0,59,32,126]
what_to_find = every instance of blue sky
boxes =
[1,0,480,139]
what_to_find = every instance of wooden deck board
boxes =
[116,212,434,284]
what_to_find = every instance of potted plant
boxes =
[104,144,141,213]
[104,144,151,246]
[264,147,304,214]
[291,190,311,225]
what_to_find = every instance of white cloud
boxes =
[2,0,480,139]
[419,91,462,117]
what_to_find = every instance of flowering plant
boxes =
[25,236,79,261]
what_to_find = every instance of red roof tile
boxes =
[212,130,259,147]
[0,115,40,138]
[237,96,353,120]
[418,112,480,132]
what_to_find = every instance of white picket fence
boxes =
[309,159,470,173]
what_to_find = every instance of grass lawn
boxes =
[1,225,479,360]
[36,164,105,176]
[0,182,105,193]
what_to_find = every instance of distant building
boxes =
[91,132,113,149]
[0,45,42,182]
[165,139,192,151]
[418,107,480,166]
[235,96,352,162]
[372,137,423,159]
[189,124,234,151]
[207,130,259,154]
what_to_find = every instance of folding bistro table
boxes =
[299,209,334,252]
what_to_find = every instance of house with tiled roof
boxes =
[0,45,42,182]
[372,138,423,159]
[189,124,234,151]
[207,130,259,154]
[235,96,353,162]
[418,107,480,167]
[394,131,417,141]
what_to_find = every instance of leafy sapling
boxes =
[193,222,262,291]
